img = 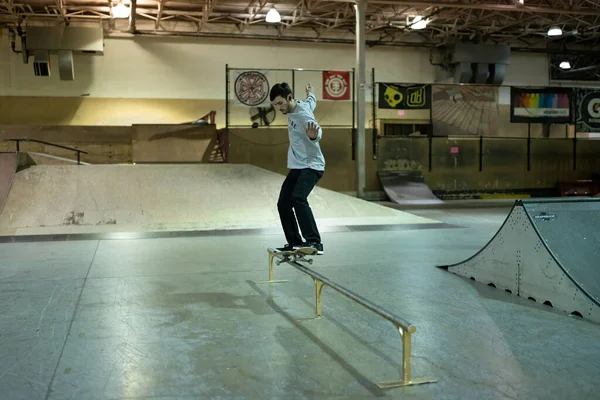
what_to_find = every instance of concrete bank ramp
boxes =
[0,153,18,214]
[0,164,440,236]
[439,198,600,324]
[0,152,40,213]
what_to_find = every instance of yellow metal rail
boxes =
[259,247,437,389]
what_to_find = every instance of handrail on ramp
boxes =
[6,138,88,165]
[258,247,437,389]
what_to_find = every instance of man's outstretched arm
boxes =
[305,83,316,111]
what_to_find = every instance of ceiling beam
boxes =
[325,0,600,17]
[156,0,165,30]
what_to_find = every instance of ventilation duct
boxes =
[23,26,103,80]
[25,26,104,53]
[32,50,50,77]
[447,43,510,85]
[58,50,74,80]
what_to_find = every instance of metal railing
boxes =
[7,138,88,165]
[259,247,438,389]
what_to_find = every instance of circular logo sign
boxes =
[582,92,600,129]
[234,71,269,106]
[324,73,348,99]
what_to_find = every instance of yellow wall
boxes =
[0,97,223,126]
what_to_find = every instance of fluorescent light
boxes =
[559,61,571,69]
[265,8,281,23]
[547,26,562,36]
[411,16,428,30]
[112,3,130,19]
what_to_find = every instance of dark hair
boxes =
[270,82,293,101]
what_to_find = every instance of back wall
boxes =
[0,31,550,128]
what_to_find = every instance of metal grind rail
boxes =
[258,247,437,389]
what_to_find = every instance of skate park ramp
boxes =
[0,152,41,213]
[0,163,443,236]
[0,153,18,214]
[1,151,93,216]
[439,198,600,324]
[378,171,443,205]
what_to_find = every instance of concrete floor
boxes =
[2,206,600,400]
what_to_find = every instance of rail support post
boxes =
[254,251,288,284]
[377,323,438,389]
[314,279,325,316]
[268,252,274,281]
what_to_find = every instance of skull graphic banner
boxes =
[378,83,431,110]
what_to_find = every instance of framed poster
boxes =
[510,87,573,123]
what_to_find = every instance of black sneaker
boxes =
[307,242,324,255]
[275,244,295,253]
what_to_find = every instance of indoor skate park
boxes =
[2,1,600,400]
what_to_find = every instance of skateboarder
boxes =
[270,82,325,255]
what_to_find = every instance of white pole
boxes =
[355,0,367,199]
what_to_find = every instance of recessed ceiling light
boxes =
[547,26,562,36]
[266,8,281,23]
[559,61,571,69]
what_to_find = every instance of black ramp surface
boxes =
[439,197,600,324]
[524,198,600,305]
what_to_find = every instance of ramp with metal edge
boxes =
[438,198,600,324]
[378,171,443,205]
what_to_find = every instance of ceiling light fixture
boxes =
[411,16,428,30]
[112,2,130,19]
[559,61,571,69]
[547,26,562,36]
[266,8,281,23]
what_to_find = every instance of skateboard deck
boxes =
[273,246,318,265]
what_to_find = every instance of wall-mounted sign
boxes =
[378,83,431,110]
[234,70,270,106]
[575,89,600,132]
[510,87,573,123]
[322,71,351,100]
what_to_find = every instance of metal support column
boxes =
[355,0,366,199]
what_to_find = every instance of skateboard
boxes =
[273,246,318,265]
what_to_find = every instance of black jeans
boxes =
[277,168,324,246]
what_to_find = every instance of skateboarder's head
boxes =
[270,82,294,114]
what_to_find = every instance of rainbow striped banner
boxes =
[511,87,572,123]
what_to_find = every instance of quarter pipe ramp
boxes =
[378,171,443,205]
[439,198,600,324]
